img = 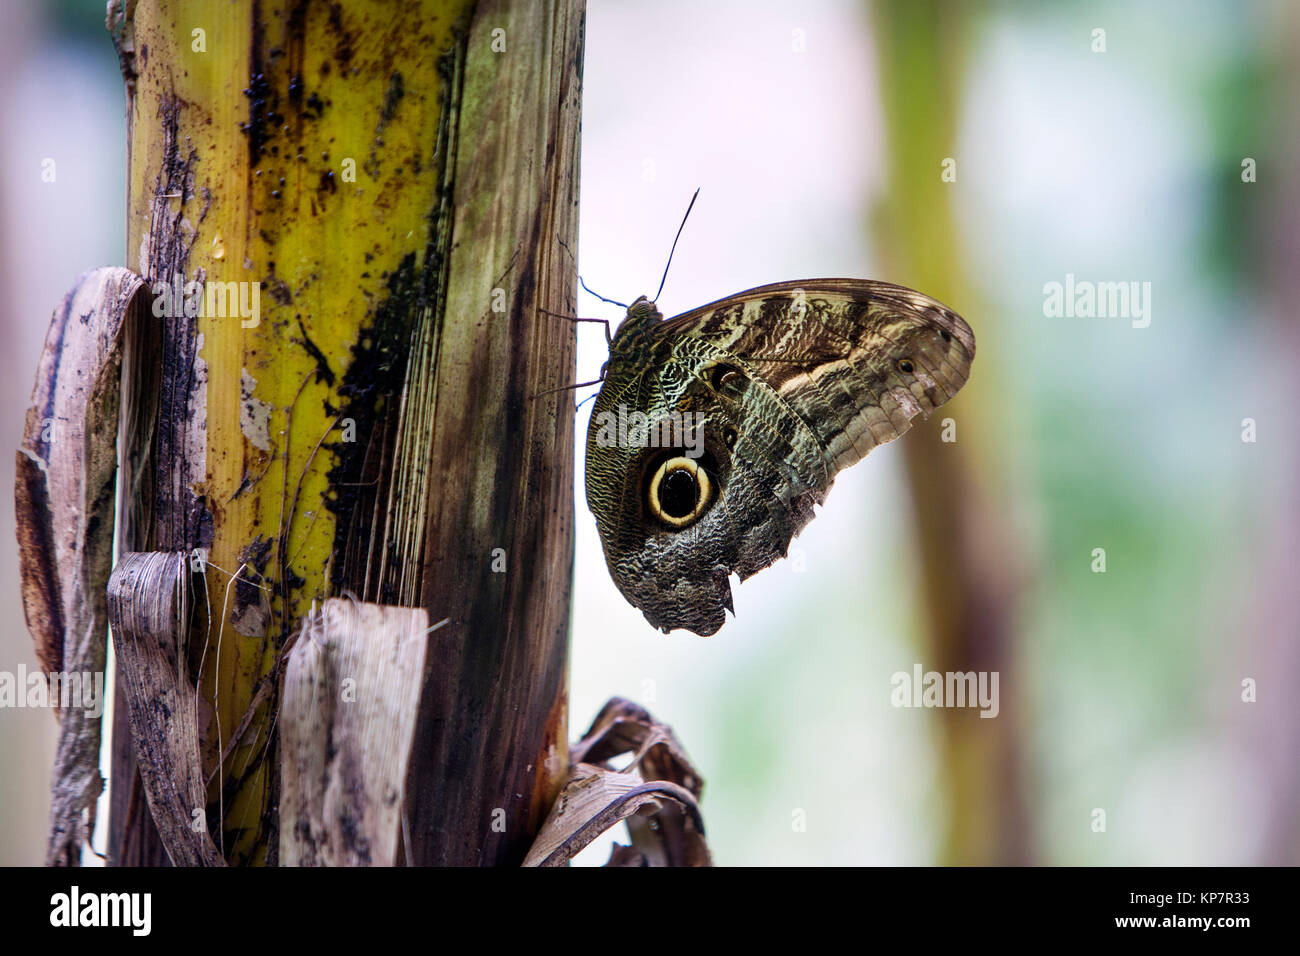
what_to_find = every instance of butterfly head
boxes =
[610,295,665,351]
[625,295,661,322]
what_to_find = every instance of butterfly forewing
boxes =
[585,278,974,635]
[662,279,974,468]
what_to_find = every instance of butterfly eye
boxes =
[897,358,914,374]
[647,456,713,529]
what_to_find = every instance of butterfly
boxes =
[582,277,975,636]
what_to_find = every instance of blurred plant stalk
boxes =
[871,0,1030,865]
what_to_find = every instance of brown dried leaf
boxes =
[522,697,711,867]
[14,266,146,865]
[106,551,225,866]
[280,599,432,867]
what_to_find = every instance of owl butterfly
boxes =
[583,278,975,636]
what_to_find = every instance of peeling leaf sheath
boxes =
[14,267,145,865]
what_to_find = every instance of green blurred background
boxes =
[2,0,1296,865]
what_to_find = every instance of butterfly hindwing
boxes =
[585,278,975,635]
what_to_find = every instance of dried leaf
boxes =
[522,697,711,867]
[280,599,432,866]
[15,266,145,865]
[106,551,225,866]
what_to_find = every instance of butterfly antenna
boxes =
[579,275,628,309]
[654,187,700,303]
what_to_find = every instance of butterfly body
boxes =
[585,279,975,636]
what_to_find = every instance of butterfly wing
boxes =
[585,279,975,635]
